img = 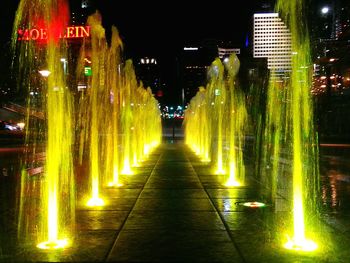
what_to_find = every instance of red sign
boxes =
[17,26,90,41]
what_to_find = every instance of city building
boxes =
[253,13,292,80]
[70,0,94,25]
[178,40,241,106]
[134,57,164,103]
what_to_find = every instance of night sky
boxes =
[93,1,265,61]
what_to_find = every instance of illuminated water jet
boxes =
[185,54,247,186]
[76,13,161,199]
[13,0,75,249]
[259,0,319,251]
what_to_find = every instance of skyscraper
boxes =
[253,13,292,79]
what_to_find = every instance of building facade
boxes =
[253,13,292,79]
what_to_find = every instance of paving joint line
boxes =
[184,144,247,263]
[104,147,164,261]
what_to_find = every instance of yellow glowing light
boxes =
[144,145,150,155]
[37,239,69,250]
[87,197,104,207]
[225,179,240,187]
[215,169,225,175]
[284,237,318,252]
[121,167,133,175]
[242,202,266,208]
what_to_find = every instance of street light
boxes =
[321,6,329,14]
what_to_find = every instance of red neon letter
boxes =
[80,26,90,38]
[40,28,47,40]
[66,27,75,38]
[30,29,40,40]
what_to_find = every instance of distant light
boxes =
[329,58,336,62]
[60,58,66,62]
[184,47,199,51]
[141,58,145,64]
[38,70,51,77]
[223,57,229,63]
[17,122,25,129]
[321,7,329,14]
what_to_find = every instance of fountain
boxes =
[259,0,319,251]
[12,1,162,251]
[185,0,319,252]
[185,54,247,186]
[13,0,75,249]
[76,12,162,206]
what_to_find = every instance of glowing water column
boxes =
[86,13,107,207]
[275,0,319,251]
[13,0,75,249]
[224,54,247,186]
[107,27,123,187]
[185,54,247,186]
[208,59,226,175]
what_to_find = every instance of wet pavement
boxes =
[1,140,350,262]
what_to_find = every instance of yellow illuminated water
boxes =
[86,12,107,206]
[224,55,247,186]
[210,59,226,175]
[13,1,161,250]
[262,0,320,251]
[185,54,247,185]
[107,26,123,187]
[13,0,74,249]
[78,12,162,198]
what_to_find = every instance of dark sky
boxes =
[93,1,259,57]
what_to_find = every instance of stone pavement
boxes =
[1,140,350,262]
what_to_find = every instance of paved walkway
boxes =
[2,140,350,262]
